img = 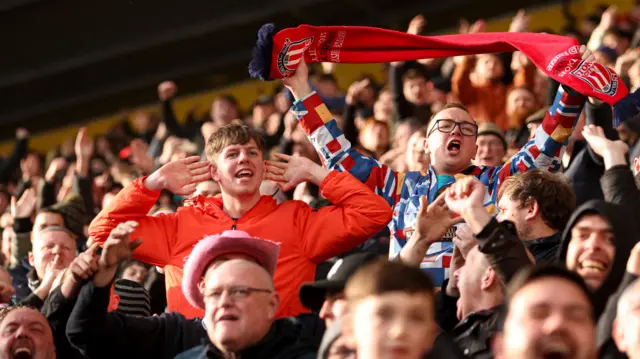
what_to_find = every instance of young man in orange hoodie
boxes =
[89,124,392,319]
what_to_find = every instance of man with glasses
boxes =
[283,50,592,286]
[176,258,316,359]
[67,224,316,359]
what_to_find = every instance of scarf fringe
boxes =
[249,23,277,80]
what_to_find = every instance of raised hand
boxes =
[15,128,29,140]
[346,79,371,105]
[100,221,144,270]
[582,124,628,168]
[158,81,178,101]
[10,188,37,219]
[44,157,68,182]
[33,262,65,300]
[282,57,312,100]
[452,223,478,260]
[445,177,485,216]
[468,19,486,34]
[399,192,463,266]
[407,14,426,35]
[129,139,154,175]
[414,192,463,243]
[580,45,595,62]
[600,5,618,30]
[75,127,94,161]
[144,156,211,195]
[60,243,100,298]
[508,9,529,33]
[265,153,329,192]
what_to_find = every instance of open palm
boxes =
[415,193,463,243]
[265,153,313,192]
[159,156,211,195]
[101,221,144,269]
[582,125,628,158]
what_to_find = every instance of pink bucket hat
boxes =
[182,230,280,309]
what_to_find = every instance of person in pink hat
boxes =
[66,222,314,359]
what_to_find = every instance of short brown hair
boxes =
[498,170,576,231]
[205,124,266,162]
[427,102,473,130]
[345,259,434,303]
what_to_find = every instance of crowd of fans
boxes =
[2,3,640,359]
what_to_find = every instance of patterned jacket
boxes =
[291,86,585,286]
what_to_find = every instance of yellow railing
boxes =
[0,0,633,155]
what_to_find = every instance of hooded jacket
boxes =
[556,200,635,318]
[89,171,392,319]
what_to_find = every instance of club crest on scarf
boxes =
[277,37,314,77]
[571,60,619,96]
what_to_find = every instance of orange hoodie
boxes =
[89,171,392,319]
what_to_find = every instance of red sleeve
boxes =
[88,177,177,267]
[299,171,393,263]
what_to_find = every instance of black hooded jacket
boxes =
[556,200,635,318]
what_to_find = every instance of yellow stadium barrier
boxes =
[0,0,633,155]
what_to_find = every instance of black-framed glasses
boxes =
[204,286,273,302]
[428,119,478,137]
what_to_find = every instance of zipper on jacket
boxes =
[231,219,238,230]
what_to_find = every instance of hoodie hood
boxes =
[558,200,634,318]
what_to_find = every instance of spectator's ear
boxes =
[28,252,34,267]
[524,199,539,221]
[210,164,220,183]
[481,267,498,291]
[266,293,280,320]
[197,278,206,295]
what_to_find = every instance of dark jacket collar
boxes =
[523,232,561,265]
[202,317,315,359]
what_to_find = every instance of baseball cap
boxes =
[299,253,380,311]
[182,230,280,309]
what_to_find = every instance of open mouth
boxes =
[540,337,574,359]
[235,169,254,179]
[11,340,34,359]
[578,258,609,274]
[447,139,461,153]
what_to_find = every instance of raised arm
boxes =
[445,177,534,284]
[284,58,403,208]
[266,153,392,262]
[490,47,593,187]
[89,156,210,266]
[582,125,640,218]
[67,224,202,359]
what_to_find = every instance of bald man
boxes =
[176,259,315,358]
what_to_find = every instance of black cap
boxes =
[299,253,380,311]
